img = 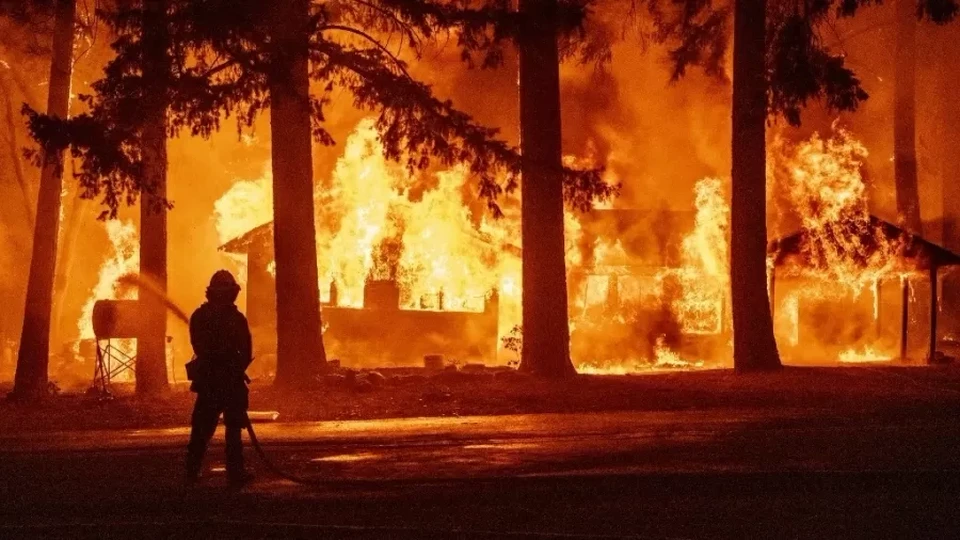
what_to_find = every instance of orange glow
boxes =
[76,220,139,375]
[209,119,920,372]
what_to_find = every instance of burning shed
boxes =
[769,215,960,363]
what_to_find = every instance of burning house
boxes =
[220,201,729,373]
[219,222,500,370]
[63,119,947,379]
[569,206,728,371]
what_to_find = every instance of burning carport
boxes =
[769,215,960,362]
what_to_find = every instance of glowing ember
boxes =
[839,346,892,364]
[578,336,707,374]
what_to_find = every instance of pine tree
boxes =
[650,0,872,371]
[895,0,922,234]
[136,0,171,394]
[11,0,76,400]
[652,0,959,371]
[266,0,327,388]
[517,0,577,378]
[729,0,780,372]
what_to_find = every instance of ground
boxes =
[3,365,960,433]
[2,366,960,538]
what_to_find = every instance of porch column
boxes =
[900,277,909,361]
[929,264,939,363]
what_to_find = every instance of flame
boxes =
[213,166,273,246]
[578,335,706,374]
[76,220,139,372]
[313,119,516,311]
[209,118,914,372]
[774,127,909,294]
[672,177,729,335]
[839,345,891,363]
[213,166,274,283]
[214,118,520,319]
[569,176,729,371]
[770,126,907,363]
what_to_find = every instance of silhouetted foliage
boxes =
[0,0,56,22]
[25,0,615,220]
[647,0,957,126]
[837,0,959,23]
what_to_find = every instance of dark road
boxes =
[2,409,960,538]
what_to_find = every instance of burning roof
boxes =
[218,222,272,255]
[769,215,960,271]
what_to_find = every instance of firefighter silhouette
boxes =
[185,270,253,487]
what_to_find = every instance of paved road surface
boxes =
[2,408,959,538]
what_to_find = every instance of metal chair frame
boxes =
[92,339,137,395]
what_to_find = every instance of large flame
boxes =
[210,118,916,372]
[213,166,273,246]
[214,118,522,329]
[772,126,911,363]
[313,119,517,311]
[774,127,908,293]
[76,220,140,373]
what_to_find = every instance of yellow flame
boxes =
[839,346,891,364]
[775,127,908,295]
[213,165,273,246]
[76,220,139,370]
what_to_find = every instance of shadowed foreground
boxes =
[2,376,960,539]
[3,365,960,433]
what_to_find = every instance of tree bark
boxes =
[136,0,171,394]
[516,0,575,378]
[730,0,782,372]
[894,0,922,234]
[11,0,76,400]
[268,0,327,388]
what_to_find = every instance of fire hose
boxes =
[244,415,328,486]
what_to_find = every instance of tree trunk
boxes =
[11,0,77,400]
[895,0,922,234]
[730,0,782,372]
[516,0,575,378]
[268,0,327,388]
[136,0,170,394]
